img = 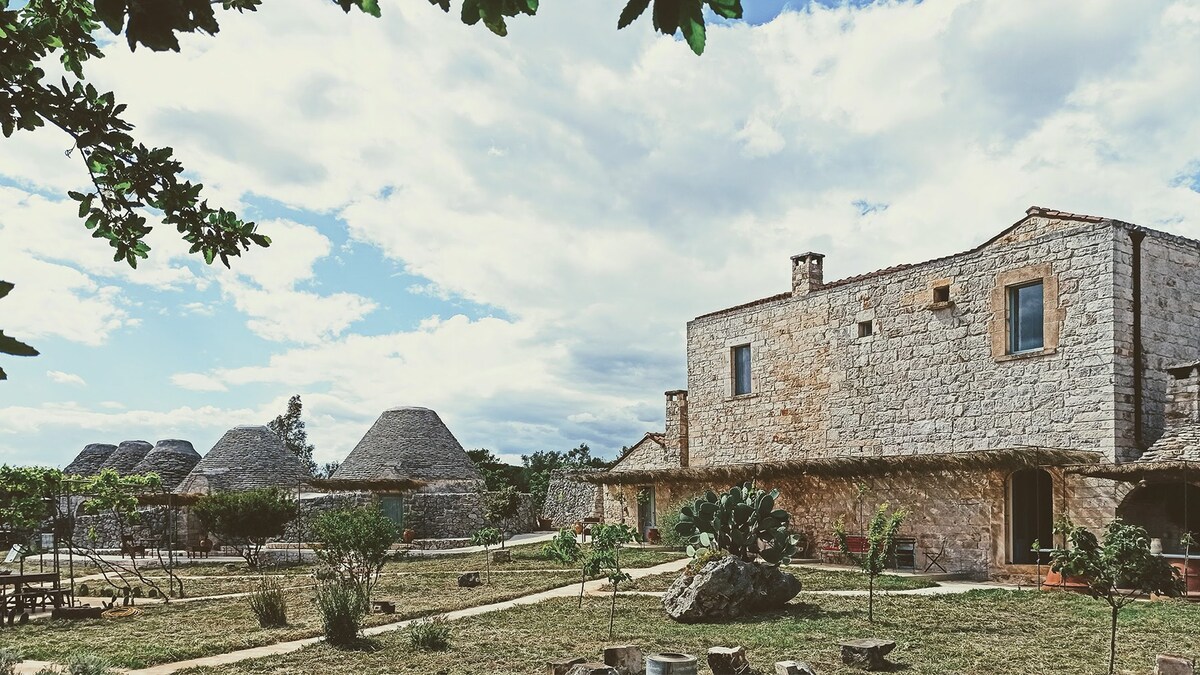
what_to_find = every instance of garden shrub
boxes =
[657,493,703,548]
[247,576,288,627]
[315,580,368,647]
[409,616,452,651]
[193,488,295,568]
[35,654,116,675]
[541,527,581,564]
[311,505,398,601]
[0,648,22,675]
[675,482,801,564]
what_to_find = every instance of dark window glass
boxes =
[1009,282,1044,352]
[732,345,752,395]
[857,321,873,338]
[933,285,950,303]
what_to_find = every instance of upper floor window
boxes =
[732,345,752,395]
[1008,281,1044,353]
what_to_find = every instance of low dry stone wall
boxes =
[542,470,603,528]
[405,491,537,539]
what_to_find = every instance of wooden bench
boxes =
[820,534,869,557]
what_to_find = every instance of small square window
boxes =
[1008,281,1044,353]
[933,285,950,304]
[731,345,752,395]
[857,320,873,338]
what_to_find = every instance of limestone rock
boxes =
[776,661,819,675]
[565,664,618,675]
[1157,655,1196,675]
[603,645,643,675]
[458,571,482,587]
[547,657,585,675]
[662,556,801,623]
[708,646,751,675]
[492,549,512,564]
[837,639,896,671]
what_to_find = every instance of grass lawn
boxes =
[177,590,1200,675]
[604,566,937,593]
[0,571,579,669]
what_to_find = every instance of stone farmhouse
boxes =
[585,206,1200,579]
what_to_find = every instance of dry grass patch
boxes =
[178,590,1200,675]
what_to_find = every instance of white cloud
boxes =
[4,0,1200,468]
[46,371,87,386]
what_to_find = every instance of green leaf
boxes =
[461,0,481,25]
[0,281,12,300]
[358,0,382,17]
[618,0,651,29]
[0,332,39,358]
[0,365,7,381]
[652,0,680,35]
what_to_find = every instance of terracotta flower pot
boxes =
[1170,559,1200,595]
[647,527,661,544]
[573,522,584,535]
[1043,569,1090,592]
[402,528,416,544]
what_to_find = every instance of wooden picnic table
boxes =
[0,572,69,614]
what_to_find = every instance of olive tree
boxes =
[193,488,295,568]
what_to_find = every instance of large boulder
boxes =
[662,555,801,623]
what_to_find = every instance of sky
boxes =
[1,0,1199,469]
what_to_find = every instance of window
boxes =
[933,284,950,304]
[857,320,873,338]
[732,345,752,395]
[1008,281,1045,353]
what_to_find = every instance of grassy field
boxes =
[176,590,1200,675]
[0,571,579,669]
[605,566,938,593]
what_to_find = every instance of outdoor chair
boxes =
[923,538,948,573]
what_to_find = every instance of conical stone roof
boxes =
[176,425,309,494]
[132,439,202,491]
[64,443,117,476]
[333,407,483,491]
[99,440,152,475]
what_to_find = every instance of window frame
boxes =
[989,264,1060,362]
[1007,280,1046,354]
[731,344,752,396]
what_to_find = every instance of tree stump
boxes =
[707,646,751,675]
[458,572,482,587]
[1157,655,1196,675]
[604,645,644,675]
[547,657,585,675]
[837,639,896,671]
[775,661,819,675]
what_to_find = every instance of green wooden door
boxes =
[380,495,405,529]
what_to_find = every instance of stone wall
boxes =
[405,492,537,539]
[611,435,678,472]
[1123,231,1200,452]
[684,215,1124,465]
[70,507,175,550]
[542,471,603,527]
[607,470,1128,579]
[284,492,376,543]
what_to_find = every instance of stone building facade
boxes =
[595,207,1200,578]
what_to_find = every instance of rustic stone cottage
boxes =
[132,439,201,492]
[176,425,309,494]
[98,440,152,475]
[329,407,534,540]
[586,206,1200,580]
[63,443,116,476]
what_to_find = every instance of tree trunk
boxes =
[1109,605,1119,675]
[485,551,491,585]
[609,583,618,639]
[579,566,586,608]
[868,574,875,623]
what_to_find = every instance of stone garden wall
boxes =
[405,491,537,539]
[541,470,603,528]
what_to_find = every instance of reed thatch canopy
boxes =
[136,492,205,507]
[575,447,1100,485]
[306,477,426,493]
[1063,460,1200,482]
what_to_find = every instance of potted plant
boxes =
[402,528,416,544]
[646,527,661,544]
[573,521,584,535]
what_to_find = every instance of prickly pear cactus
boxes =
[673,482,800,565]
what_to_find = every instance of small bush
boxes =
[657,493,702,548]
[541,528,581,564]
[0,648,23,675]
[47,654,113,675]
[409,617,452,652]
[248,576,288,627]
[315,580,368,647]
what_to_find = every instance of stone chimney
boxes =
[1165,362,1200,426]
[791,252,825,296]
[664,390,689,468]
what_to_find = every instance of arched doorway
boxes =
[1117,483,1200,554]
[1009,468,1053,564]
